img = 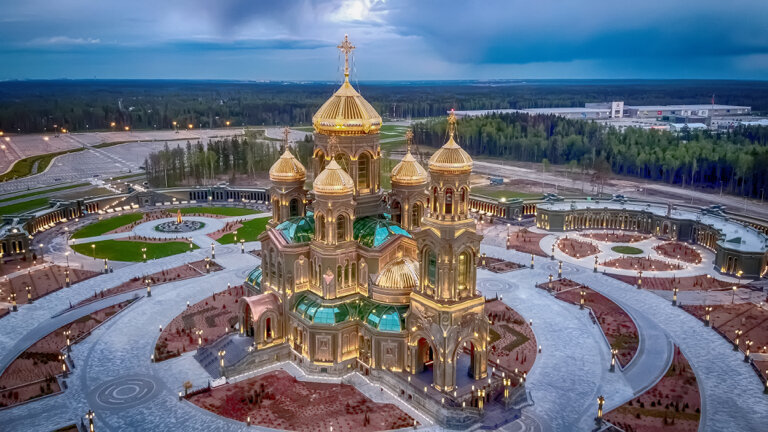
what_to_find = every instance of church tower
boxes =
[268,128,307,227]
[407,111,488,392]
[311,35,383,217]
[390,129,429,231]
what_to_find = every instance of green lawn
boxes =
[71,213,144,239]
[0,148,84,182]
[611,246,644,255]
[471,187,541,201]
[0,183,90,204]
[178,207,257,217]
[218,217,270,244]
[0,197,50,215]
[71,239,196,262]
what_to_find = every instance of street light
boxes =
[558,260,562,278]
[530,253,534,269]
[734,329,743,351]
[10,291,16,312]
[142,247,147,262]
[86,409,95,432]
[704,306,712,326]
[240,239,245,254]
[25,285,32,303]
[672,286,678,306]
[594,255,598,273]
[211,243,215,259]
[145,278,152,297]
[732,285,737,304]
[580,289,585,309]
[596,395,605,426]
[60,354,68,378]
[91,244,96,259]
[744,339,753,362]
[609,348,617,372]
[64,329,71,352]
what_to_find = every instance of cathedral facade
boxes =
[239,35,488,393]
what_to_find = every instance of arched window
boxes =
[424,248,437,288]
[337,265,343,286]
[358,153,370,189]
[316,214,325,241]
[461,188,468,213]
[289,198,299,217]
[432,187,438,213]
[351,263,357,285]
[336,215,346,242]
[458,251,471,292]
[411,204,421,228]
[392,200,401,225]
[445,188,454,215]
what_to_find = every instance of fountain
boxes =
[155,210,205,233]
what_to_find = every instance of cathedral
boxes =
[239,35,488,394]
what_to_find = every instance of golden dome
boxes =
[269,149,306,182]
[312,35,381,135]
[391,151,428,185]
[376,257,419,290]
[312,77,382,135]
[428,134,473,174]
[313,159,354,195]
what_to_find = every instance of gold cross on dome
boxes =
[405,129,414,152]
[337,34,356,77]
[282,127,291,151]
[448,109,457,137]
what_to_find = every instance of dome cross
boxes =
[337,34,356,78]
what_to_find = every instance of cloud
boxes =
[27,36,101,46]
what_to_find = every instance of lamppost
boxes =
[25,285,32,303]
[211,243,215,259]
[594,255,598,273]
[145,278,151,297]
[205,257,211,273]
[240,239,245,254]
[732,285,737,304]
[558,260,562,278]
[10,291,17,312]
[64,329,71,352]
[637,270,642,289]
[142,247,147,262]
[595,395,605,426]
[60,354,68,378]
[672,286,678,306]
[38,243,44,260]
[195,329,203,347]
[530,253,534,269]
[548,274,553,293]
[551,242,555,260]
[65,251,70,267]
[91,244,96,259]
[580,289,586,309]
[744,339,753,362]
[103,258,108,274]
[764,371,768,394]
[704,306,712,327]
[734,329,743,351]
[218,349,226,375]
[609,348,617,372]
[86,409,95,432]
[233,230,238,243]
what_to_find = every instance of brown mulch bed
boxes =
[0,299,134,407]
[485,299,537,374]
[653,242,702,264]
[506,228,547,257]
[605,346,700,432]
[187,369,416,431]
[1,265,99,317]
[608,274,733,292]
[557,237,600,258]
[601,257,683,272]
[154,284,247,361]
[478,256,524,273]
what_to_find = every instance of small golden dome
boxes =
[269,149,306,182]
[313,159,354,195]
[428,135,473,174]
[391,151,428,186]
[376,257,419,290]
[312,78,382,135]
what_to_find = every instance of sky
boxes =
[1,0,767,80]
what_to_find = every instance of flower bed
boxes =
[187,369,415,431]
[605,346,700,432]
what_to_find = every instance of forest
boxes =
[143,133,314,187]
[414,113,768,199]
[1,79,767,133]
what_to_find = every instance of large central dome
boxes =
[312,35,382,136]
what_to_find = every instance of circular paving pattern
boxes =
[91,375,159,410]
[155,220,205,233]
[477,278,518,292]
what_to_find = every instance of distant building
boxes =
[624,104,751,119]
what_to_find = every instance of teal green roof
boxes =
[353,216,411,248]
[276,213,315,243]
[292,293,408,332]
[246,266,262,288]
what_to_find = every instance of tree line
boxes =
[413,113,768,199]
[1,79,767,133]
[144,134,313,187]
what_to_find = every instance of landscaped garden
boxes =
[0,299,134,407]
[653,242,702,264]
[187,369,416,431]
[558,237,600,258]
[0,265,99,317]
[71,239,197,261]
[611,245,644,255]
[605,346,700,432]
[217,217,269,244]
[609,274,732,292]
[71,213,144,239]
[506,227,547,257]
[485,299,537,374]
[601,257,683,272]
[154,284,245,361]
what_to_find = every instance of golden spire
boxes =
[282,127,290,152]
[405,129,414,153]
[447,109,457,138]
[337,34,355,78]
